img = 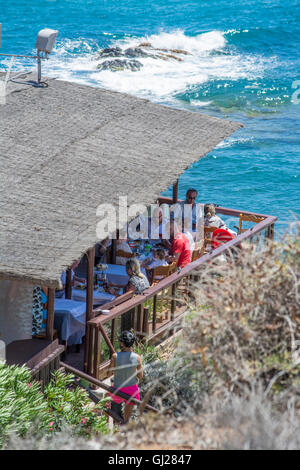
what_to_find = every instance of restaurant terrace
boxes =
[0,72,276,393]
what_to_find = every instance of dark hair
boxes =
[119,330,136,347]
[186,188,198,196]
[155,248,166,260]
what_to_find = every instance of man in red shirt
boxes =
[166,222,191,268]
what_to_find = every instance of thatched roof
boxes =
[0,73,242,288]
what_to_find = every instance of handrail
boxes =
[89,214,277,327]
[157,196,272,219]
[60,361,159,413]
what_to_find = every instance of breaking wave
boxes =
[41,30,270,105]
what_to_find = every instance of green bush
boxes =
[0,363,110,448]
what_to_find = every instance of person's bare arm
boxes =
[136,354,143,382]
[124,281,135,293]
[166,252,180,264]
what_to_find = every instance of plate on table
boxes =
[96,263,108,271]
[77,284,86,290]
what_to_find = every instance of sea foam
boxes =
[40,30,268,105]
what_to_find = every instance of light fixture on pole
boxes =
[0,27,59,85]
[35,29,59,83]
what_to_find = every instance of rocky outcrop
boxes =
[98,47,124,58]
[97,59,143,72]
[124,47,150,58]
[97,43,190,72]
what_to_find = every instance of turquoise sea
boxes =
[1,0,299,232]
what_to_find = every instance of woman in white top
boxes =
[204,203,226,229]
[204,203,237,237]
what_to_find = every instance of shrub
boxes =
[0,363,109,448]
[179,235,300,404]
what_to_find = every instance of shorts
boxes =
[109,384,140,407]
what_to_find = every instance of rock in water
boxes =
[97,59,143,72]
[124,47,149,58]
[98,47,124,58]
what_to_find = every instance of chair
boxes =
[115,250,135,265]
[116,249,135,259]
[212,228,235,249]
[150,262,177,286]
[237,214,265,235]
[201,226,218,253]
[191,248,203,262]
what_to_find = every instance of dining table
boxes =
[94,263,147,287]
[54,298,86,345]
[72,287,115,305]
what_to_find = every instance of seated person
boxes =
[95,236,111,265]
[179,188,202,232]
[106,258,149,296]
[55,259,86,298]
[204,203,226,228]
[115,238,133,266]
[204,204,237,237]
[142,248,168,270]
[166,222,191,269]
[143,248,169,282]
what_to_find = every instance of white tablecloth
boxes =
[54,299,86,345]
[95,264,147,286]
[72,288,115,306]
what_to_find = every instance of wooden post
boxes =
[84,323,90,373]
[111,319,116,354]
[65,268,72,299]
[171,283,176,321]
[172,179,179,203]
[143,307,149,335]
[136,304,142,332]
[84,247,95,374]
[46,288,55,341]
[111,229,119,264]
[111,239,117,264]
[266,223,275,240]
[86,247,95,322]
[152,295,157,333]
[94,328,100,380]
[98,322,116,356]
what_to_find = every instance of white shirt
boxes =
[147,258,168,269]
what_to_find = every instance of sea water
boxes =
[0,0,299,232]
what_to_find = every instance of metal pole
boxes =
[37,53,41,84]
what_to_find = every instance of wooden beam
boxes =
[60,362,159,413]
[46,288,55,341]
[86,247,95,322]
[110,228,119,264]
[142,307,149,335]
[65,268,72,299]
[152,295,157,333]
[172,179,179,204]
[98,323,116,356]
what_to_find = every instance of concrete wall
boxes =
[0,281,33,345]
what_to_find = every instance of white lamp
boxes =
[35,28,58,56]
[35,29,58,83]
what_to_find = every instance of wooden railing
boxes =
[85,203,277,379]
